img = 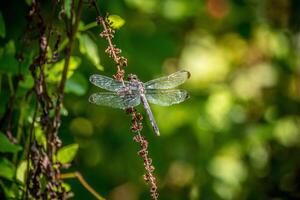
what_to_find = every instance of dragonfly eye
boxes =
[127,74,138,81]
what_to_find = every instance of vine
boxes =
[0,0,103,199]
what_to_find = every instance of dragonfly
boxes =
[89,70,190,136]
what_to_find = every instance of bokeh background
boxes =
[1,0,300,199]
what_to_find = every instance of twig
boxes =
[90,2,159,199]
[0,75,21,143]
[24,102,38,200]
[95,13,128,83]
[24,1,74,199]
[128,108,159,200]
[60,171,106,200]
[90,0,102,17]
[50,0,84,158]
[12,96,26,165]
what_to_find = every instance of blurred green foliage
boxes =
[1,0,300,199]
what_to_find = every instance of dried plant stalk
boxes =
[91,1,159,198]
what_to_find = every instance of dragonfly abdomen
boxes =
[140,94,160,136]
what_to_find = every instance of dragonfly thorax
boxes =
[116,80,145,96]
[129,80,145,94]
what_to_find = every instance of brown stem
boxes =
[49,0,84,157]
[24,102,38,200]
[0,76,20,143]
[91,2,159,199]
[56,0,83,117]
[90,0,102,17]
[98,18,119,63]
[61,171,106,200]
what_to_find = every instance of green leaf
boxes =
[107,14,125,29]
[0,132,22,153]
[16,160,27,184]
[0,40,18,74]
[19,74,34,89]
[79,21,98,32]
[48,105,68,118]
[64,0,72,18]
[65,72,88,96]
[57,143,79,164]
[58,38,69,52]
[0,158,15,180]
[0,181,16,199]
[61,106,69,116]
[62,182,72,192]
[19,51,34,74]
[4,40,16,55]
[0,12,5,38]
[78,34,103,71]
[47,56,81,82]
[35,126,47,149]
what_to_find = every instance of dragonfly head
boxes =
[127,74,139,82]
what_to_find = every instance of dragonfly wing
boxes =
[144,70,190,89]
[146,89,189,106]
[89,92,140,109]
[89,74,130,92]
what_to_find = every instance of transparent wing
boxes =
[89,74,130,92]
[146,89,189,106]
[145,70,190,89]
[89,92,140,109]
